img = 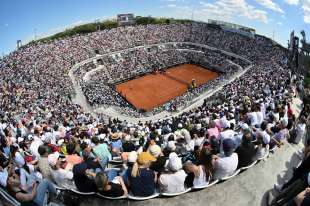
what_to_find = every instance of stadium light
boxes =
[95,19,100,31]
[16,40,22,50]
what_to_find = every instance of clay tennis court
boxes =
[116,64,219,111]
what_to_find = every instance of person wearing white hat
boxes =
[48,152,74,188]
[158,152,186,193]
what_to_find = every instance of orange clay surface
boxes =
[116,64,219,111]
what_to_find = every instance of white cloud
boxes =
[255,0,284,13]
[167,4,177,7]
[276,22,283,25]
[23,16,113,44]
[160,4,192,17]
[196,0,268,23]
[284,0,299,5]
[302,0,310,23]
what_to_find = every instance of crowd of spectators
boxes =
[74,42,248,115]
[0,22,283,120]
[0,22,309,205]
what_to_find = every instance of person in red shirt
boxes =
[65,143,82,166]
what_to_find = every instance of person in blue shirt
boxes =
[128,152,157,197]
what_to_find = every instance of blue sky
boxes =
[0,0,310,56]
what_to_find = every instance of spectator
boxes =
[294,187,310,206]
[158,152,186,193]
[0,153,12,187]
[95,172,128,197]
[7,178,56,206]
[92,136,112,165]
[72,162,97,192]
[148,143,167,173]
[65,142,83,166]
[48,152,74,188]
[213,139,238,179]
[235,131,256,168]
[184,148,215,188]
[128,152,156,197]
[37,145,53,181]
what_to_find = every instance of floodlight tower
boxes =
[16,40,22,49]
[95,19,101,31]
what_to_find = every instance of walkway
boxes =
[68,70,95,115]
